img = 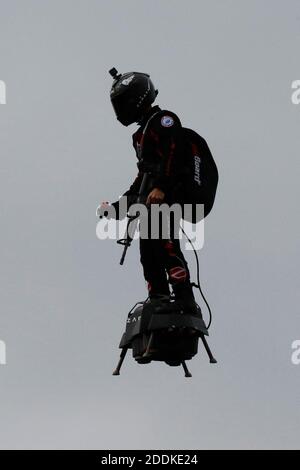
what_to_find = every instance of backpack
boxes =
[180,128,219,223]
[140,112,219,223]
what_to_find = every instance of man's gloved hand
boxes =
[146,188,165,206]
[96,201,110,218]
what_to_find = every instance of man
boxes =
[100,68,201,310]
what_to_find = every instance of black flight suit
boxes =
[113,105,194,301]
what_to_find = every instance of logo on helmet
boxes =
[121,75,135,86]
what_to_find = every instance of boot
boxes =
[172,282,198,314]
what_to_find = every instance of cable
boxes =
[180,225,213,330]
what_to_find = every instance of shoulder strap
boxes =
[137,110,161,159]
[143,110,161,135]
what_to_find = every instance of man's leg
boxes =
[139,237,170,298]
[160,215,197,310]
[139,203,194,305]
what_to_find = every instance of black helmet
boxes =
[109,67,158,126]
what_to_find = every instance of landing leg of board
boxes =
[142,332,154,358]
[200,334,217,364]
[112,347,128,375]
[182,361,192,378]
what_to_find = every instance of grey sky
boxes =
[0,0,299,449]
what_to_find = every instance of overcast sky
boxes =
[0,0,299,449]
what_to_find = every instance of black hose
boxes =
[180,225,213,329]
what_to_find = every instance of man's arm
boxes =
[111,171,143,219]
